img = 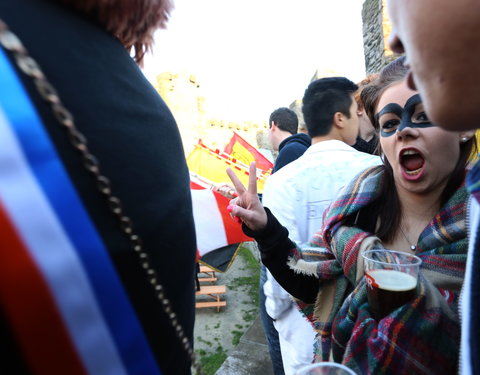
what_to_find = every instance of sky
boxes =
[142,0,367,123]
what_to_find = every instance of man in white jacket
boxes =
[262,77,381,374]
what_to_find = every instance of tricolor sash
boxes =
[0,47,162,374]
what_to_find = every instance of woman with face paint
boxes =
[226,57,475,374]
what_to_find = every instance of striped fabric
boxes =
[289,166,468,374]
[190,175,251,258]
[0,48,162,374]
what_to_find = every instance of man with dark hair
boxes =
[302,77,359,138]
[269,107,299,135]
[262,77,380,373]
[268,107,311,173]
[386,1,480,373]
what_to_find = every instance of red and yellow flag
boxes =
[187,141,269,193]
[224,132,273,172]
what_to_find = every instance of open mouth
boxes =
[400,148,425,176]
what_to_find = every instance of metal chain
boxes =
[0,19,203,375]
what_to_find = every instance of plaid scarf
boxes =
[289,166,468,374]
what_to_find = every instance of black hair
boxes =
[302,77,358,138]
[269,107,298,135]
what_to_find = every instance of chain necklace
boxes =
[398,225,417,252]
[0,19,203,375]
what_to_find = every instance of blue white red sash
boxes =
[0,48,162,374]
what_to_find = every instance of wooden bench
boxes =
[199,265,216,276]
[198,265,218,283]
[195,301,227,310]
[198,276,218,283]
[195,285,227,312]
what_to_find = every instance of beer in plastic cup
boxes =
[362,249,422,320]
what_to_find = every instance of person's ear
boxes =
[270,121,277,131]
[357,102,365,115]
[333,112,345,129]
[459,130,476,143]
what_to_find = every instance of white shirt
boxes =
[263,140,381,246]
[261,140,381,374]
[263,274,316,374]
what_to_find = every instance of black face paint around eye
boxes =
[376,103,403,119]
[376,103,403,137]
[377,94,435,137]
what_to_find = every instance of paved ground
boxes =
[193,243,275,375]
[215,316,274,375]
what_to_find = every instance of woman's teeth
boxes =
[405,167,422,176]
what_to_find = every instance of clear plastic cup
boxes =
[362,249,422,320]
[294,362,357,375]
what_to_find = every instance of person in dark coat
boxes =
[0,1,196,374]
[268,107,311,173]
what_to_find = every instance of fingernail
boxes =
[226,205,233,212]
[234,216,241,224]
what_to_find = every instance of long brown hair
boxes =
[360,57,476,242]
[354,73,379,108]
[53,0,173,65]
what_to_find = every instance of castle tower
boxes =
[153,71,267,155]
[362,0,397,74]
[154,72,207,154]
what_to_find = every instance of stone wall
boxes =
[362,0,397,74]
[289,99,307,133]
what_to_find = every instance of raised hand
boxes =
[226,162,268,232]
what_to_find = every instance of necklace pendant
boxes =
[410,244,417,251]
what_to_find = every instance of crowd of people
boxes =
[1,0,479,374]
[229,55,474,374]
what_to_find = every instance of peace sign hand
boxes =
[226,162,268,232]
